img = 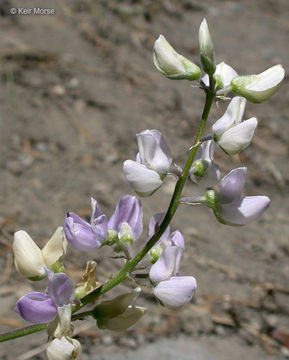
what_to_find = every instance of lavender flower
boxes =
[211,167,270,225]
[15,270,74,324]
[64,198,107,251]
[123,130,172,197]
[65,195,143,253]
[149,245,183,284]
[148,220,196,309]
[153,276,197,309]
[108,195,143,242]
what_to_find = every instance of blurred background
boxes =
[0,0,288,359]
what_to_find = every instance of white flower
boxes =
[13,227,67,280]
[46,337,81,360]
[212,97,257,155]
[153,35,200,80]
[202,62,238,93]
[231,65,285,103]
[123,130,172,196]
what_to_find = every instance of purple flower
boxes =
[65,196,143,252]
[123,130,172,197]
[153,276,197,308]
[46,270,75,307]
[215,167,270,225]
[15,292,57,323]
[108,195,143,241]
[64,198,108,251]
[15,271,74,324]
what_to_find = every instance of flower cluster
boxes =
[8,18,284,358]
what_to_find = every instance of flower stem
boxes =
[0,324,46,343]
[0,78,215,343]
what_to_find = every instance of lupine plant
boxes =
[0,19,285,359]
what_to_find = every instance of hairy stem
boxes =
[0,78,215,343]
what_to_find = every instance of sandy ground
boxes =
[0,0,289,359]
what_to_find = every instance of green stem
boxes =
[0,79,215,343]
[0,324,46,343]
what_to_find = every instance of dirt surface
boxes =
[0,0,288,359]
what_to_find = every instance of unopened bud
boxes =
[153,35,200,81]
[199,19,216,76]
[13,231,46,280]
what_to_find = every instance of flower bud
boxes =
[231,65,285,103]
[13,231,46,280]
[46,337,81,360]
[97,306,146,331]
[199,19,215,76]
[153,35,200,81]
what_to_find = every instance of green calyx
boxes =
[149,245,163,264]
[166,56,201,81]
[205,189,219,209]
[50,261,65,273]
[201,54,216,77]
[28,273,46,281]
[105,230,118,246]
[191,159,208,178]
[230,75,260,103]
